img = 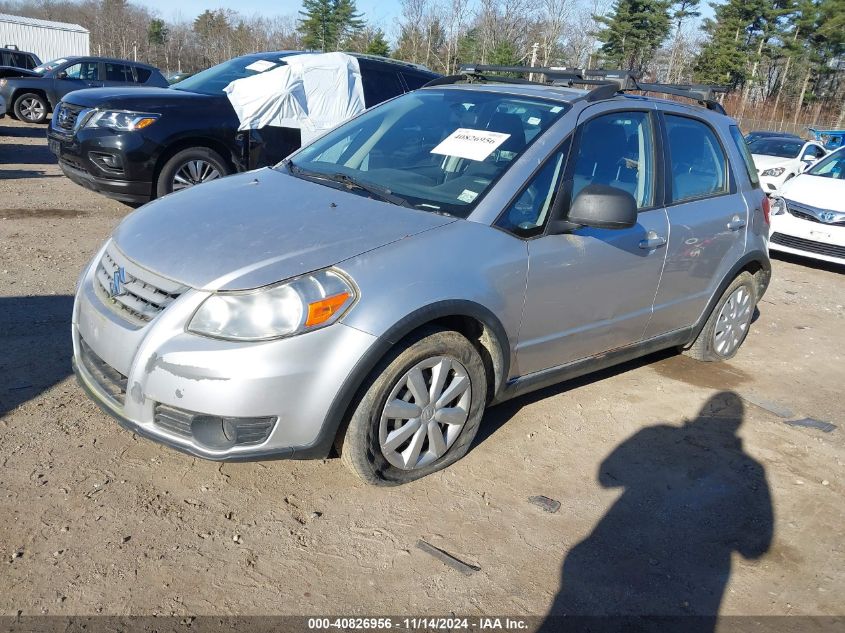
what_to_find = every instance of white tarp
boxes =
[224,52,366,144]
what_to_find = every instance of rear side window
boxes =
[401,72,431,91]
[665,115,728,201]
[134,67,151,83]
[729,125,760,187]
[360,68,405,107]
[105,63,132,82]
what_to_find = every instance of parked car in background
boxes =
[0,56,167,123]
[47,52,438,205]
[0,65,38,79]
[809,127,845,152]
[0,45,40,70]
[165,71,195,84]
[744,130,801,144]
[749,136,827,193]
[0,93,5,119]
[71,76,771,484]
[770,146,845,266]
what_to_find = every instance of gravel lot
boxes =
[1,116,843,622]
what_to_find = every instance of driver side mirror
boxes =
[57,71,67,79]
[564,184,638,230]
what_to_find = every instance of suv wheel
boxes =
[14,93,48,124]
[338,328,487,485]
[156,147,229,197]
[684,272,757,362]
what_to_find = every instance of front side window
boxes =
[63,62,99,80]
[570,111,654,208]
[806,149,845,179]
[803,145,826,160]
[288,89,568,217]
[498,148,567,236]
[666,115,728,202]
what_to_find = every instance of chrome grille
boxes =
[79,338,127,405]
[786,201,845,227]
[94,245,186,326]
[52,102,84,133]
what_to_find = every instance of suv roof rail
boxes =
[443,64,728,114]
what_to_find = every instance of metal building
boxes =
[0,13,89,63]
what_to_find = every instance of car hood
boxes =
[112,168,456,291]
[781,174,845,212]
[61,86,220,109]
[752,154,794,171]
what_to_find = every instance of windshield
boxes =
[171,55,287,95]
[32,58,67,74]
[748,138,803,158]
[287,89,569,217]
[806,148,845,179]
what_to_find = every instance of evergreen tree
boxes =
[594,0,673,72]
[693,0,750,87]
[366,29,390,56]
[299,0,365,52]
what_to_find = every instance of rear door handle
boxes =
[638,232,667,249]
[727,215,746,231]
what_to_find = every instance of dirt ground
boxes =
[1,116,843,623]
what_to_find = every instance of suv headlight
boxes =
[770,196,787,216]
[761,167,786,177]
[188,269,357,341]
[84,110,159,131]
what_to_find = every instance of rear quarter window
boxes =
[729,125,760,187]
[134,67,152,83]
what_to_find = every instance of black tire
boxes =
[683,272,757,362]
[337,327,488,486]
[155,147,230,198]
[13,93,48,124]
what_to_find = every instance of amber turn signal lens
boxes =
[134,118,157,130]
[305,292,351,327]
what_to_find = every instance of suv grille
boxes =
[771,232,845,260]
[79,338,127,405]
[52,102,85,134]
[94,245,186,326]
[787,201,845,227]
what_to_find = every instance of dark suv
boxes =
[0,56,167,124]
[46,52,438,205]
[0,45,40,70]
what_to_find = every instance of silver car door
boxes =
[514,103,669,375]
[644,108,750,338]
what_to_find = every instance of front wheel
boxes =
[155,147,230,198]
[338,328,488,485]
[683,272,757,362]
[13,93,48,124]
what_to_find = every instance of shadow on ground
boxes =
[0,295,74,417]
[535,391,773,632]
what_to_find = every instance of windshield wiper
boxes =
[284,161,412,208]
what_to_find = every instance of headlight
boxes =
[188,269,357,341]
[83,110,159,131]
[761,167,786,177]
[770,196,787,216]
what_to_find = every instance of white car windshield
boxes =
[287,89,568,217]
[748,138,804,158]
[806,149,845,179]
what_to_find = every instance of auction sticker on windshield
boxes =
[431,128,511,161]
[245,60,277,73]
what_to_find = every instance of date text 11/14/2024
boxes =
[307,617,529,630]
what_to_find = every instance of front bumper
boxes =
[72,243,379,460]
[758,173,791,195]
[48,126,155,204]
[769,212,845,264]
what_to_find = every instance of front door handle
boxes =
[727,215,746,231]
[638,232,667,249]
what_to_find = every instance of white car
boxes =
[769,147,845,265]
[749,137,828,194]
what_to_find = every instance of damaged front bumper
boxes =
[71,245,378,460]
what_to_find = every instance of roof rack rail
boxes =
[437,64,728,114]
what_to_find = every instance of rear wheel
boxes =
[13,93,48,124]
[338,328,487,485]
[683,272,757,362]
[155,147,229,198]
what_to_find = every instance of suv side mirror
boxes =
[566,184,638,230]
[57,71,67,79]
